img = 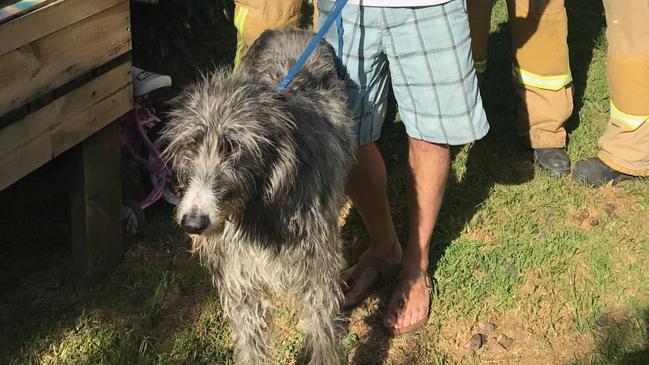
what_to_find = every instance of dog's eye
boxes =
[219,138,239,157]
[220,141,232,156]
[221,189,236,201]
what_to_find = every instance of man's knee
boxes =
[408,138,450,154]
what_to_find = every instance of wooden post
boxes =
[70,122,123,281]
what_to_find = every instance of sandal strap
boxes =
[398,270,432,290]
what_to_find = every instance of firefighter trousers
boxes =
[468,0,574,149]
[233,0,319,66]
[598,0,649,176]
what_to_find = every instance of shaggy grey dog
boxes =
[162,28,355,365]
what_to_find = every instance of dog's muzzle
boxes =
[180,210,211,235]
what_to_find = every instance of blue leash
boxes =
[277,0,347,91]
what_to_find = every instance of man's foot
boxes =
[383,270,432,336]
[341,243,402,309]
[534,148,571,176]
[572,157,640,187]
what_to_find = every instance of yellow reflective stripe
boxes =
[610,101,648,130]
[234,6,248,34]
[474,59,487,75]
[512,66,572,91]
[233,7,249,68]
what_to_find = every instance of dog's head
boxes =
[162,69,298,236]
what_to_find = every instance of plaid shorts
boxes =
[318,0,489,145]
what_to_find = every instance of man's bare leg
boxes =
[384,138,450,331]
[343,142,402,307]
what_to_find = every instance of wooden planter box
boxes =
[0,0,133,280]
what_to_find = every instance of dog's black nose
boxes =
[181,212,210,234]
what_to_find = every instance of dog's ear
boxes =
[161,101,204,186]
[262,138,297,204]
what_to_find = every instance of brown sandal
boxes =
[341,251,400,310]
[383,271,432,336]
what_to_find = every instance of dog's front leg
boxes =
[300,267,344,364]
[221,283,272,365]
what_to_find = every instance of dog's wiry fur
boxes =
[162,28,355,365]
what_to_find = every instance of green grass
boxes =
[1,0,648,364]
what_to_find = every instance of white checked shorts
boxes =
[318,0,489,145]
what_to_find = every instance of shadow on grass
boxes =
[589,308,649,364]
[0,158,74,360]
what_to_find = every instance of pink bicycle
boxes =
[120,67,182,235]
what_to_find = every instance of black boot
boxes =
[534,148,571,176]
[572,157,640,187]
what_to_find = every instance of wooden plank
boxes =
[0,61,131,158]
[0,131,51,190]
[0,0,125,56]
[0,62,132,191]
[51,76,132,157]
[70,121,123,281]
[0,1,131,113]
